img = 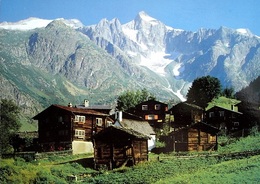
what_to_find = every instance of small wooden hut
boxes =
[92,126,149,170]
[167,122,219,152]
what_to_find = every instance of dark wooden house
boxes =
[33,104,112,154]
[206,105,243,133]
[168,102,204,129]
[113,111,156,151]
[93,126,149,170]
[128,100,168,128]
[167,122,219,152]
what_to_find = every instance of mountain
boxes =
[80,11,260,96]
[0,12,260,130]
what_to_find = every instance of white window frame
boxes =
[106,121,113,127]
[96,118,103,127]
[147,114,155,120]
[74,115,85,123]
[155,104,161,110]
[75,129,85,138]
[142,105,148,110]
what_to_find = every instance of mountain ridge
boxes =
[0,12,259,130]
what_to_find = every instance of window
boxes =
[58,130,68,136]
[234,122,239,126]
[58,116,63,122]
[209,112,215,118]
[75,129,85,138]
[96,118,103,127]
[145,114,158,120]
[106,121,113,127]
[219,111,225,117]
[74,115,85,123]
[142,105,148,110]
[155,104,161,110]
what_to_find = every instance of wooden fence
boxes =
[154,149,260,161]
[2,150,73,160]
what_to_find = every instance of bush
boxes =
[0,165,18,183]
[33,170,66,184]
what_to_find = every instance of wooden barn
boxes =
[206,105,243,133]
[168,102,204,129]
[113,111,156,151]
[166,122,219,152]
[92,126,149,170]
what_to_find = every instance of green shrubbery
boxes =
[218,131,260,153]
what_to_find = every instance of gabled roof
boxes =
[138,99,168,106]
[169,102,204,113]
[206,105,243,114]
[75,105,112,110]
[116,118,155,136]
[93,126,150,140]
[33,104,108,119]
[170,122,219,135]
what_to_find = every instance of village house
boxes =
[206,105,243,133]
[166,122,219,152]
[92,126,149,170]
[113,111,156,151]
[168,102,204,129]
[127,100,168,128]
[33,104,112,154]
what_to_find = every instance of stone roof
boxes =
[93,126,150,140]
[118,118,155,136]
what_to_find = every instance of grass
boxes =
[0,153,94,184]
[156,155,260,184]
[1,133,260,183]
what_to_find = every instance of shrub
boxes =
[33,170,66,184]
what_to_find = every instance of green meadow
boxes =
[1,133,260,184]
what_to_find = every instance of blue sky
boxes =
[0,0,259,35]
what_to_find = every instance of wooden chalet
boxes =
[206,105,243,133]
[128,100,168,128]
[166,122,219,152]
[92,126,149,170]
[113,111,156,151]
[33,104,112,154]
[168,102,204,129]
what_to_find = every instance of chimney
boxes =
[68,103,72,107]
[115,111,123,122]
[231,104,235,111]
[84,99,89,107]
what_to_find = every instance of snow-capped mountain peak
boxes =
[0,17,52,30]
[137,11,157,22]
[0,17,83,31]
[236,28,252,36]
